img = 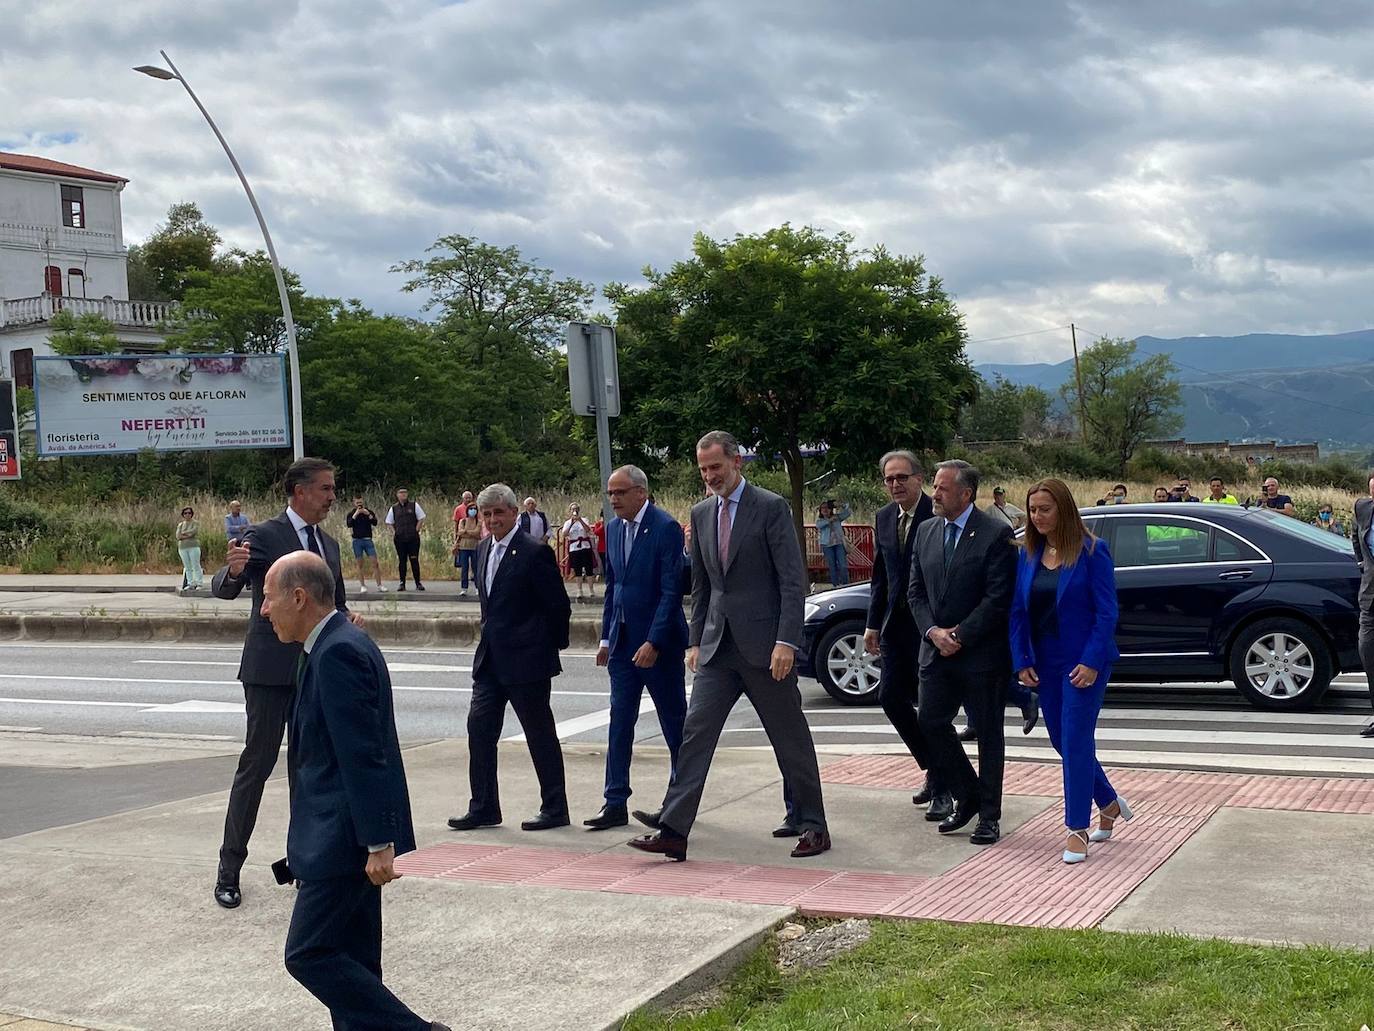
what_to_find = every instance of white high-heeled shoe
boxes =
[1063,829,1090,864]
[1089,795,1134,843]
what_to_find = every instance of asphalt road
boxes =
[1,641,1371,776]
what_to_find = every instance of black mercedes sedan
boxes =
[798,503,1363,712]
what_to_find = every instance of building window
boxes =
[61,185,85,229]
[12,349,33,391]
[44,266,62,297]
[67,268,86,297]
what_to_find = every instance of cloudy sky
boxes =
[4,0,1374,363]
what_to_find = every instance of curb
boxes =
[0,613,605,648]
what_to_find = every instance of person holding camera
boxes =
[452,490,481,597]
[560,501,598,601]
[346,496,385,594]
[816,498,852,586]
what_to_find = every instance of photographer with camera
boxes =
[346,496,385,594]
[816,498,852,586]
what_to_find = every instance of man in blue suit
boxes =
[260,551,446,1031]
[586,465,689,830]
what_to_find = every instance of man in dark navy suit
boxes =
[862,450,943,816]
[209,456,355,909]
[586,465,688,830]
[261,551,447,1031]
[449,483,572,832]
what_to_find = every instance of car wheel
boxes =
[1229,617,1332,711]
[815,620,881,706]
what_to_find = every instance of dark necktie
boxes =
[943,522,958,569]
[294,652,306,690]
[898,512,911,552]
[624,521,635,565]
[303,524,322,556]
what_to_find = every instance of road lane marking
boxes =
[0,697,148,708]
[0,674,242,687]
[134,660,474,673]
[141,700,246,714]
[506,697,655,743]
[801,707,1369,726]
[734,724,1374,749]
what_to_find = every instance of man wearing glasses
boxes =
[586,466,689,830]
[863,451,945,817]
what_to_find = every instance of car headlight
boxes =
[803,602,820,621]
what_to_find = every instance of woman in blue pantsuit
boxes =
[1009,478,1133,864]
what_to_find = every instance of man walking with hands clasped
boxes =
[907,460,1017,846]
[628,430,830,861]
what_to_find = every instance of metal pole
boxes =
[157,50,304,460]
[583,325,614,522]
[1070,322,1087,442]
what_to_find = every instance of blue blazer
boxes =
[287,614,416,881]
[1009,537,1120,674]
[600,503,689,656]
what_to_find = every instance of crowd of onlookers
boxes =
[173,471,1359,593]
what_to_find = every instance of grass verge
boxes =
[624,918,1374,1030]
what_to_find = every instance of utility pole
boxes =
[1070,322,1087,441]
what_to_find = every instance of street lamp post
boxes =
[134,50,304,460]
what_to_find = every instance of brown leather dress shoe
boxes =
[790,829,832,858]
[626,830,687,861]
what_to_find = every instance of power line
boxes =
[966,325,1070,346]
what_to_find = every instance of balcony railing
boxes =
[0,220,121,254]
[0,293,178,330]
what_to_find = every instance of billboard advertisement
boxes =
[33,354,290,456]
[0,379,19,479]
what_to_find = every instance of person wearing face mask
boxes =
[1312,504,1346,535]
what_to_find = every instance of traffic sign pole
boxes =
[583,324,615,522]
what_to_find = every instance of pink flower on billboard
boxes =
[190,356,242,375]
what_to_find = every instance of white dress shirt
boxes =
[485,522,520,594]
[384,501,426,524]
[286,504,323,553]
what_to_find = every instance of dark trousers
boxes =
[456,548,477,589]
[218,682,292,884]
[1359,607,1374,712]
[604,648,687,805]
[660,629,826,837]
[877,631,939,791]
[285,873,429,1031]
[917,662,1007,821]
[466,677,567,817]
[395,537,421,585]
[962,678,1036,733]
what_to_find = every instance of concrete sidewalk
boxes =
[0,573,610,646]
[3,732,1373,1030]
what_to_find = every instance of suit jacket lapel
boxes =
[476,537,492,606]
[623,509,651,576]
[723,485,757,575]
[489,537,517,598]
[699,502,720,576]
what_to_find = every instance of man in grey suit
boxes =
[628,430,830,861]
[209,457,358,909]
[1351,474,1374,737]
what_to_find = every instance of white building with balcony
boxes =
[0,151,176,389]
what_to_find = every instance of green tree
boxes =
[1062,337,1183,475]
[136,202,222,301]
[46,308,122,355]
[608,225,976,542]
[960,374,1054,442]
[166,249,331,354]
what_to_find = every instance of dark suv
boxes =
[798,503,1362,712]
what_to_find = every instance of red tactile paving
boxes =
[394,756,1373,930]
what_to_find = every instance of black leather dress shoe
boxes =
[924,792,953,822]
[213,882,241,909]
[447,812,501,831]
[1360,722,1374,738]
[912,780,933,806]
[771,821,801,838]
[1021,696,1039,735]
[627,830,688,861]
[632,808,663,830]
[583,805,629,830]
[415,582,426,591]
[938,802,979,834]
[790,829,832,858]
[958,725,978,742]
[521,811,571,831]
[969,818,1000,845]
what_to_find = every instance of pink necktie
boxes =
[718,498,731,567]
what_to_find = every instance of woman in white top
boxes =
[560,502,597,601]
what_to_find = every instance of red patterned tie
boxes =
[718,497,731,567]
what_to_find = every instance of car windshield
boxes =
[1253,508,1353,555]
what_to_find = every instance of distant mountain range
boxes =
[975,330,1374,452]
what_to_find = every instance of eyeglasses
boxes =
[606,488,642,498]
[883,474,912,485]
